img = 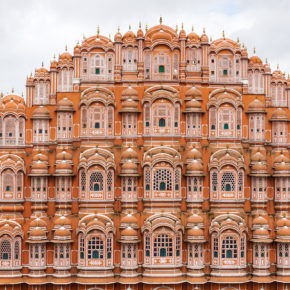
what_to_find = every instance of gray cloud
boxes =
[1,0,290,96]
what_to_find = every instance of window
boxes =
[88,237,104,260]
[222,236,237,259]
[159,65,165,73]
[159,118,165,127]
[95,68,100,74]
[223,70,228,75]
[153,234,172,257]
[153,168,172,191]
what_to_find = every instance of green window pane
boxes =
[159,65,165,73]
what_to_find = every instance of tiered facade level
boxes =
[0,21,290,289]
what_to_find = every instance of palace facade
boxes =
[0,20,290,289]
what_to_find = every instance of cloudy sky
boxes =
[0,0,289,97]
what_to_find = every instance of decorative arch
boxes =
[78,148,115,201]
[142,214,183,267]
[77,214,114,268]
[209,149,245,201]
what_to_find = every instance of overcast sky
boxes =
[1,0,289,97]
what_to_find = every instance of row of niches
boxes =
[0,213,290,275]
[0,147,289,202]
[0,92,289,144]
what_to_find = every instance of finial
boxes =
[139,21,141,29]
[210,36,212,42]
[181,22,184,30]
[21,92,24,98]
[145,24,148,32]
[203,27,205,33]
[222,30,225,38]
[265,58,268,64]
[65,44,67,51]
[30,72,33,77]
[237,37,240,43]
[254,47,256,55]
[277,64,280,69]
[76,40,79,45]
[242,42,245,49]
[97,25,100,36]
[83,34,86,40]
[129,24,131,30]
[160,16,163,25]
[109,33,111,41]
[118,25,120,33]
[41,61,44,67]
[192,25,194,32]
[12,88,14,93]
[176,25,178,32]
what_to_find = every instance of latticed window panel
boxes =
[275,177,290,201]
[221,171,235,192]
[253,243,269,267]
[153,234,173,258]
[87,237,104,260]
[121,176,137,201]
[0,239,11,261]
[278,243,290,267]
[188,243,204,267]
[187,177,203,201]
[251,177,267,201]
[153,168,172,191]
[221,236,238,259]
[89,171,104,191]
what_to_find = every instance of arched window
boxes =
[88,237,104,259]
[90,172,104,191]
[218,106,235,137]
[210,167,244,201]
[0,240,11,260]
[152,52,171,80]
[218,56,233,82]
[159,118,166,127]
[222,236,237,258]
[0,236,22,268]
[144,229,182,266]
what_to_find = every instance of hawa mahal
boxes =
[0,19,290,289]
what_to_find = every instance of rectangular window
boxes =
[223,69,228,75]
[159,65,165,73]
[95,68,100,74]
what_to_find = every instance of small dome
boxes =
[271,108,288,121]
[187,32,200,42]
[137,27,144,38]
[253,227,269,237]
[151,30,172,42]
[30,218,47,228]
[30,227,46,237]
[249,55,262,65]
[185,99,202,111]
[248,98,265,112]
[32,152,48,162]
[274,152,289,164]
[121,99,138,112]
[187,214,203,224]
[252,216,268,225]
[277,217,290,227]
[32,106,51,119]
[114,31,122,42]
[59,51,73,61]
[121,160,138,175]
[277,226,290,237]
[123,30,136,41]
[187,226,204,237]
[251,162,267,172]
[54,216,71,226]
[121,214,138,224]
[121,86,138,97]
[179,28,186,39]
[121,227,138,237]
[31,160,48,171]
[187,159,203,172]
[56,97,74,111]
[186,147,202,160]
[200,32,209,42]
[56,161,72,170]
[251,149,266,162]
[121,147,138,160]
[5,100,17,110]
[185,86,202,98]
[56,150,72,161]
[87,218,105,228]
[275,161,289,172]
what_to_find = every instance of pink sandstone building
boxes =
[0,19,289,289]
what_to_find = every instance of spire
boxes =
[109,33,111,41]
[203,27,205,33]
[145,24,148,32]
[181,22,184,30]
[97,25,100,36]
[65,44,67,51]
[83,34,86,40]
[222,30,225,39]
[254,47,256,55]
[277,64,280,70]
[53,54,56,59]
[129,24,131,30]
[118,25,120,33]
[12,88,14,93]
[41,61,44,67]
[139,21,141,29]
[242,42,245,49]
[265,58,268,64]
[160,16,163,25]
[237,36,240,43]
[210,36,212,42]
[176,25,178,32]
[192,25,194,32]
